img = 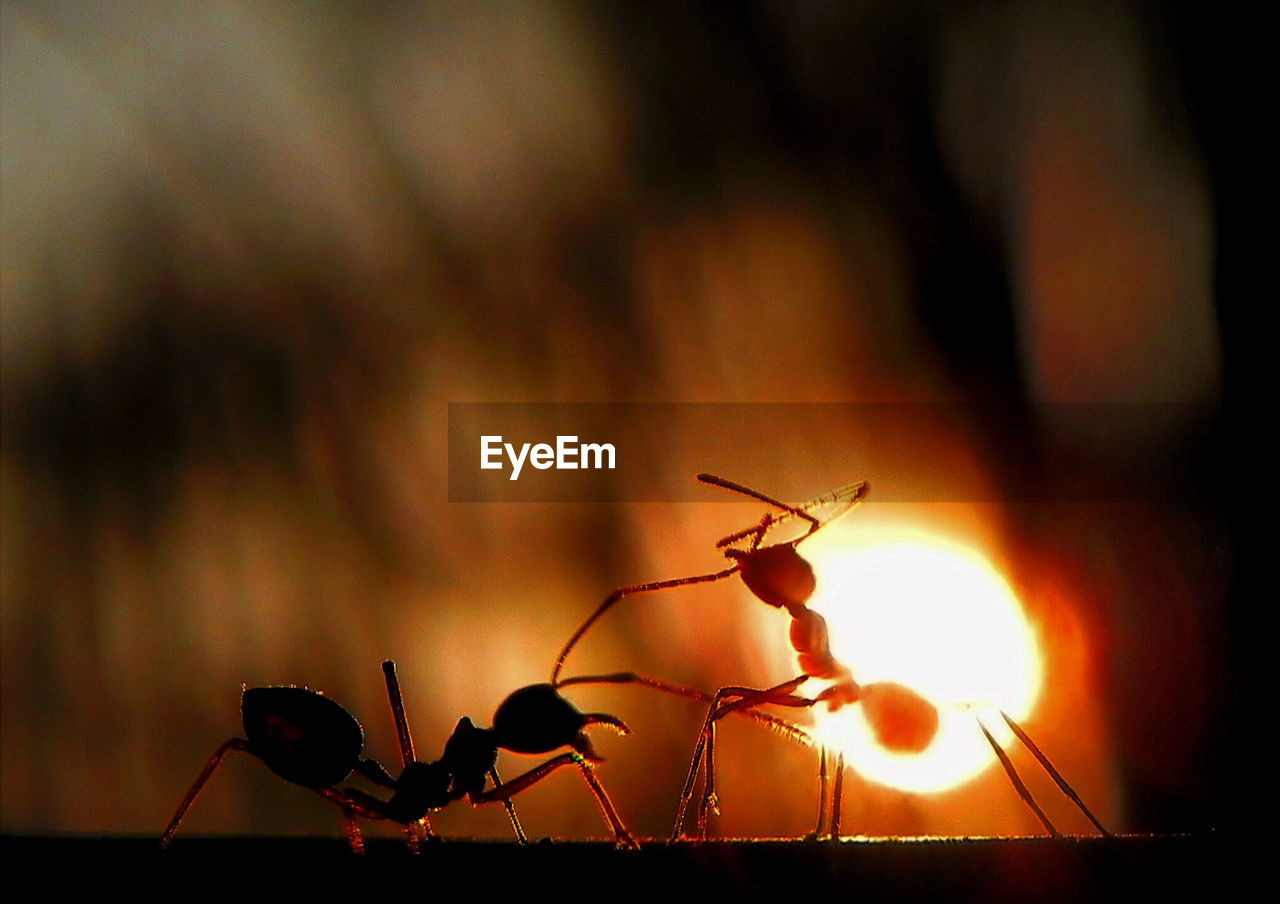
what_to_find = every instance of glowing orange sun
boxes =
[799,522,1043,793]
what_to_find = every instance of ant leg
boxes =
[1001,712,1110,836]
[672,677,813,840]
[340,807,365,855]
[470,753,638,848]
[555,671,820,840]
[977,716,1057,835]
[314,786,391,817]
[549,567,740,684]
[489,765,528,844]
[313,787,408,853]
[556,671,815,743]
[672,690,742,841]
[688,677,812,839]
[829,751,845,839]
[672,730,710,841]
[701,678,816,836]
[697,716,719,839]
[574,759,639,849]
[382,661,418,764]
[310,787,385,853]
[469,753,581,804]
[807,747,829,840]
[380,661,435,846]
[160,737,251,848]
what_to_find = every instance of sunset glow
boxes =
[800,525,1042,793]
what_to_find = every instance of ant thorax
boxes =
[386,760,453,819]
[441,717,499,796]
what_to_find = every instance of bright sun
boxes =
[799,523,1042,794]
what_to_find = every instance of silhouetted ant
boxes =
[161,661,638,852]
[550,474,880,835]
[552,474,1108,839]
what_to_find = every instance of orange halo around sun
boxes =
[799,522,1043,794]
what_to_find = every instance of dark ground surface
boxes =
[5,834,1227,899]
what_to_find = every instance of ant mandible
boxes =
[161,661,639,852]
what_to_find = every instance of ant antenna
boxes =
[553,671,815,747]
[708,476,869,549]
[697,473,823,531]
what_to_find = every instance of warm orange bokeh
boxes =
[1,2,1224,842]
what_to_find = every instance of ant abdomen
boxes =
[858,682,939,754]
[242,686,363,788]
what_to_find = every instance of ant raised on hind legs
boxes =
[552,473,1108,839]
[551,473,934,838]
[162,661,638,852]
[672,478,1109,839]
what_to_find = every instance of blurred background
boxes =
[1,1,1242,841]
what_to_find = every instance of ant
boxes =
[552,474,1109,839]
[161,660,638,852]
[550,473,883,836]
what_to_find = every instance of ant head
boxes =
[701,475,868,611]
[491,684,628,758]
[730,544,817,612]
[386,760,453,822]
[491,684,587,754]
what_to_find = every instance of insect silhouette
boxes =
[161,661,638,852]
[551,474,913,836]
[551,474,1109,839]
